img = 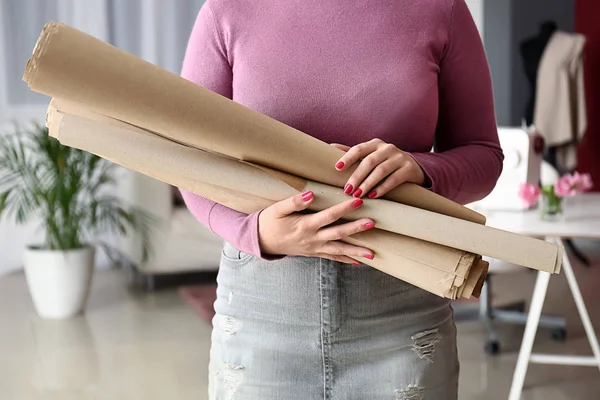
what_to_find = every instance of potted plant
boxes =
[519,171,593,221]
[0,123,153,319]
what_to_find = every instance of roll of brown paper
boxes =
[50,111,484,299]
[46,97,562,275]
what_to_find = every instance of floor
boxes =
[1,239,600,400]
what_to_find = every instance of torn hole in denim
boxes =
[219,362,244,400]
[218,315,238,335]
[395,384,424,400]
[411,328,441,363]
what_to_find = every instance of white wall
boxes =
[465,0,485,37]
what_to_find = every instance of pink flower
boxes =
[518,182,541,206]
[555,176,574,197]
[576,172,594,191]
[555,172,594,197]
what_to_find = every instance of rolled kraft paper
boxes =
[345,230,487,299]
[459,259,489,299]
[344,231,480,295]
[51,113,484,299]
[47,104,301,204]
[301,180,563,274]
[193,179,485,299]
[48,103,282,213]
[24,22,485,225]
[49,103,561,275]
[249,169,562,274]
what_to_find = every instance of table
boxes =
[472,193,600,400]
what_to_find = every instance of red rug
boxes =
[178,284,217,325]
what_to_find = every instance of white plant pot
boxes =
[23,246,95,319]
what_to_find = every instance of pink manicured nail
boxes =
[353,261,360,267]
[301,191,314,201]
[368,191,377,199]
[364,253,374,260]
[336,161,345,170]
[344,184,354,194]
[364,222,375,229]
[352,199,363,208]
[353,189,363,198]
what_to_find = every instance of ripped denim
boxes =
[208,242,460,400]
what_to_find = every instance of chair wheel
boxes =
[551,328,567,342]
[485,340,500,355]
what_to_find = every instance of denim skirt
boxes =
[208,242,459,400]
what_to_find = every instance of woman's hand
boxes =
[332,138,425,199]
[258,191,375,265]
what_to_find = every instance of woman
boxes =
[180,0,503,398]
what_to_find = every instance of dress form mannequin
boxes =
[520,21,558,126]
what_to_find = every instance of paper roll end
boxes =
[471,260,489,299]
[45,99,63,139]
[22,21,60,84]
[456,258,489,299]
[554,243,564,274]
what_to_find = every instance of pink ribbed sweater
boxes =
[179,0,504,258]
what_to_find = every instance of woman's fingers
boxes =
[367,164,414,199]
[308,197,364,229]
[348,157,400,198]
[317,218,375,242]
[334,139,382,172]
[335,140,402,198]
[343,151,390,197]
[316,253,360,266]
[270,191,314,218]
[318,241,375,261]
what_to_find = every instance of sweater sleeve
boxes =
[410,0,504,205]
[178,3,264,258]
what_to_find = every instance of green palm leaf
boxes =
[0,123,155,262]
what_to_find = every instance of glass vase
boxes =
[540,194,563,222]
